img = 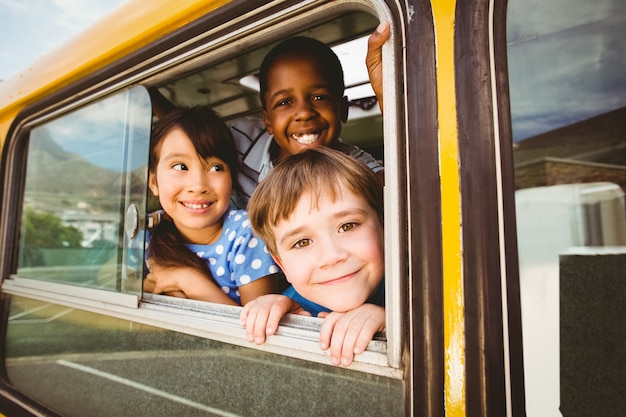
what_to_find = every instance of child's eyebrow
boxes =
[331,208,370,219]
[267,88,292,103]
[162,151,212,162]
[268,84,334,102]
[309,83,333,91]
[277,225,307,247]
[160,152,188,161]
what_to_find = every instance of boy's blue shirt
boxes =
[282,279,385,317]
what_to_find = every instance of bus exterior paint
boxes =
[4,0,620,415]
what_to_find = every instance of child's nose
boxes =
[186,170,209,193]
[294,100,317,121]
[318,236,349,267]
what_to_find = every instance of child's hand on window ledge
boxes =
[318,304,385,367]
[240,294,311,344]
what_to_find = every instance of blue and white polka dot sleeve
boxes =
[228,211,280,286]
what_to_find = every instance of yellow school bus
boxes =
[0,0,624,416]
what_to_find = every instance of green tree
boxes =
[22,208,82,247]
[20,209,83,267]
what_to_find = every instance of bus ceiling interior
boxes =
[149,11,383,161]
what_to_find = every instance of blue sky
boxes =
[1,0,623,142]
[0,0,126,81]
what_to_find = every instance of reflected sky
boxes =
[32,86,151,172]
[507,0,626,141]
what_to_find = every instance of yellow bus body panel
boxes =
[0,1,474,414]
[433,0,467,415]
[0,0,231,147]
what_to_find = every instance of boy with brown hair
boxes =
[240,147,385,367]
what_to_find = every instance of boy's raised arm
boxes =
[366,21,390,112]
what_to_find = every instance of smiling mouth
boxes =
[291,131,321,145]
[321,272,357,286]
[182,202,211,209]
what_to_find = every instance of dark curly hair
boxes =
[258,36,345,109]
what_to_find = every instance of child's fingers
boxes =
[242,301,270,344]
[318,312,337,351]
[263,304,286,336]
[366,21,390,111]
[351,317,382,356]
[319,312,348,366]
[239,303,252,325]
[320,306,386,367]
[148,276,169,294]
[249,311,270,344]
[330,314,362,367]
[368,21,390,49]
[165,290,187,298]
[240,296,291,345]
[143,273,156,292]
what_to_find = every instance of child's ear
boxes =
[263,110,273,135]
[271,254,285,274]
[148,172,159,197]
[340,96,349,122]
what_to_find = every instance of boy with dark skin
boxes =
[231,22,389,206]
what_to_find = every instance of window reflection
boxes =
[17,87,152,293]
[508,0,626,415]
[508,0,626,142]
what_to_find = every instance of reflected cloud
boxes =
[507,0,626,141]
[33,86,151,172]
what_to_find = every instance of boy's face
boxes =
[262,54,348,162]
[270,184,384,312]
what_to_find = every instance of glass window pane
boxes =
[17,86,152,295]
[6,296,403,417]
[507,0,626,415]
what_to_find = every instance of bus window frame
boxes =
[0,0,406,377]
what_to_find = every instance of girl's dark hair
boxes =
[148,106,240,193]
[147,106,238,280]
[147,217,214,279]
[258,36,345,108]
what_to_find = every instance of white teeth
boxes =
[292,132,319,145]
[184,202,209,209]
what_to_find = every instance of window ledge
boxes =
[1,280,401,378]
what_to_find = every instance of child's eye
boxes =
[275,98,292,108]
[312,94,331,102]
[172,163,188,171]
[208,163,225,172]
[339,222,358,233]
[292,238,312,249]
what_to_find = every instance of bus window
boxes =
[1,4,405,415]
[140,10,390,350]
[1,0,402,399]
[507,0,626,414]
[15,86,152,296]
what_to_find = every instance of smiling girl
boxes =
[144,106,279,305]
